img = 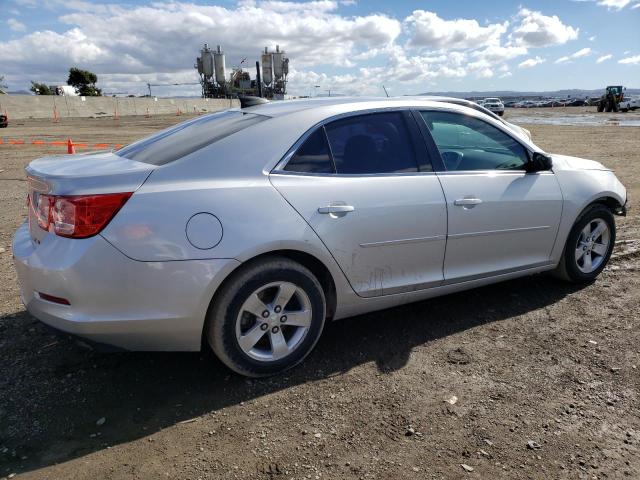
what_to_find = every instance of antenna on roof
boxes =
[382,85,389,98]
[238,95,270,109]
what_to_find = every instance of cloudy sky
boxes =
[1,0,639,96]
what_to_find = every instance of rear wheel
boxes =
[206,257,326,377]
[554,204,615,283]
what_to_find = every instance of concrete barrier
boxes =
[0,95,239,119]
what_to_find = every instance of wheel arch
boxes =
[590,195,626,216]
[201,248,339,350]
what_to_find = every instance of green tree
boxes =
[67,67,102,96]
[30,81,53,95]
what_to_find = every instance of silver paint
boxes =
[13,97,627,352]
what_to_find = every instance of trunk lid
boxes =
[26,151,154,243]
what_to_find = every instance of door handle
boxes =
[454,197,482,207]
[318,205,355,214]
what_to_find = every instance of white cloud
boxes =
[0,1,400,81]
[404,10,507,50]
[7,18,26,32]
[518,56,546,68]
[0,1,619,95]
[573,47,592,58]
[556,47,592,62]
[596,54,613,63]
[472,45,528,63]
[574,0,640,9]
[511,8,579,47]
[619,54,640,65]
[596,0,632,9]
[589,35,596,41]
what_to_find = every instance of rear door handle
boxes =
[454,197,482,207]
[318,205,355,214]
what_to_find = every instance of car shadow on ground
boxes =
[0,273,584,475]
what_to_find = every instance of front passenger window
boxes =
[421,111,528,171]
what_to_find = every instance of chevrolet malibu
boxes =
[13,97,627,377]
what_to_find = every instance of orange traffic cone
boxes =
[67,138,75,154]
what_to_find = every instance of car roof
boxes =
[241,96,487,119]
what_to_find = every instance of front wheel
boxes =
[206,257,326,377]
[554,204,616,283]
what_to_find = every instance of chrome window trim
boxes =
[269,170,437,178]
[271,104,547,175]
[435,170,555,176]
[272,106,423,174]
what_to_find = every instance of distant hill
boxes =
[418,88,640,99]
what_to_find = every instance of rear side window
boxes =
[284,128,334,173]
[117,111,268,165]
[325,112,418,174]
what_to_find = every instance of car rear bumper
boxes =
[12,221,240,351]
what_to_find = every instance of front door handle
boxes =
[318,205,355,214]
[454,197,482,207]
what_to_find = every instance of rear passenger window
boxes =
[284,128,334,173]
[325,112,419,174]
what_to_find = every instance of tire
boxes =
[498,111,504,117]
[206,257,326,377]
[597,103,604,113]
[553,204,616,283]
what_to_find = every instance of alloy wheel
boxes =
[235,281,312,362]
[574,218,610,274]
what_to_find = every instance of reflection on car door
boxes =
[419,110,563,283]
[271,111,447,297]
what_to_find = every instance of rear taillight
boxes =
[30,192,132,238]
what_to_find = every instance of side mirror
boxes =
[528,152,553,172]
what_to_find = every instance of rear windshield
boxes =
[117,110,268,165]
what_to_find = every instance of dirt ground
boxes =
[1,107,639,480]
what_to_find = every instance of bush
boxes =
[67,67,102,96]
[30,81,53,95]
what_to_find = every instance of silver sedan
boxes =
[13,97,627,377]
